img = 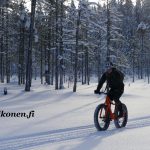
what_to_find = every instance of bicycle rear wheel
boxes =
[94,104,110,131]
[114,103,128,128]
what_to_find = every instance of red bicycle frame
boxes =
[105,96,117,120]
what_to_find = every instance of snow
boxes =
[0,79,150,150]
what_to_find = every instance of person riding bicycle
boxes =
[94,62,124,117]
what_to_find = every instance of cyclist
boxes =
[94,62,124,117]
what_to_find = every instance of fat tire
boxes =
[94,104,110,131]
[114,103,128,128]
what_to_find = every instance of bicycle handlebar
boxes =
[94,90,107,95]
[99,91,107,95]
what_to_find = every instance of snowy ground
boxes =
[0,79,150,150]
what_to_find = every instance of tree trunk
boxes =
[73,9,81,92]
[47,16,51,85]
[25,0,36,91]
[19,24,25,85]
[140,34,144,79]
[147,53,150,84]
[59,0,64,89]
[6,6,10,83]
[132,49,135,82]
[40,41,43,84]
[55,0,59,90]
[106,0,111,61]
[51,48,54,85]
[0,8,4,83]
[82,52,84,85]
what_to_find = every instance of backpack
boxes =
[106,68,124,89]
[116,69,124,82]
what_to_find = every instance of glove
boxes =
[94,90,101,94]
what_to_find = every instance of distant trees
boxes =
[1,0,150,92]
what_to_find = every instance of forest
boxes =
[0,0,150,92]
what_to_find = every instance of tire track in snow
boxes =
[0,125,96,150]
[127,116,150,129]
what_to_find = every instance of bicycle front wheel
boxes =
[94,104,110,131]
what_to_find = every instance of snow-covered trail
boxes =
[1,116,150,150]
[0,80,150,150]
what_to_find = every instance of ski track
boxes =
[0,125,95,150]
[1,115,150,150]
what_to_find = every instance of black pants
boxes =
[107,88,124,103]
[108,88,124,113]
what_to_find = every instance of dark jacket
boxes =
[97,68,124,91]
